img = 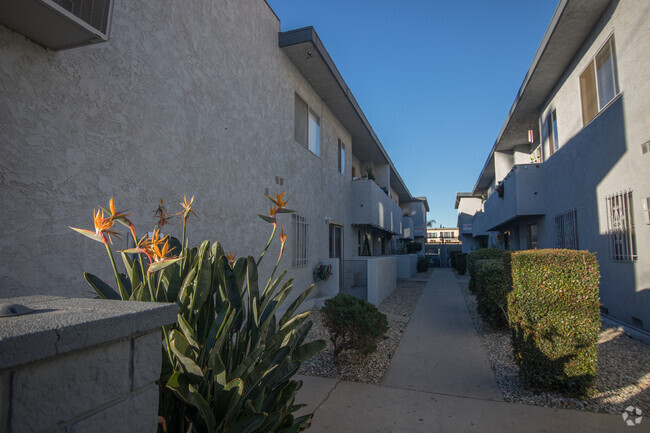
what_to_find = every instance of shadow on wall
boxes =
[544,94,646,330]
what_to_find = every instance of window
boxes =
[292,214,309,267]
[525,224,538,249]
[579,36,619,125]
[555,209,579,249]
[338,140,346,174]
[329,224,343,258]
[294,94,320,156]
[546,109,559,156]
[606,191,637,261]
[357,230,371,256]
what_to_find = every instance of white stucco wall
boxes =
[533,0,650,329]
[0,0,357,307]
[365,256,397,306]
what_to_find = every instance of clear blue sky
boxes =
[267,0,559,227]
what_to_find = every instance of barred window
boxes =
[555,209,579,249]
[606,191,637,261]
[292,214,309,267]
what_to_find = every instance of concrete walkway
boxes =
[296,268,629,432]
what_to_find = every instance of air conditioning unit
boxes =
[0,0,114,50]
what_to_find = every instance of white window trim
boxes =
[292,214,309,267]
[294,92,321,157]
[578,34,620,127]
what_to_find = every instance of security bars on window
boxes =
[554,209,579,249]
[292,214,309,267]
[606,190,637,261]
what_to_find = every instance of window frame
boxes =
[554,208,579,250]
[338,139,346,175]
[606,190,637,262]
[294,93,321,157]
[292,214,309,267]
[578,35,620,126]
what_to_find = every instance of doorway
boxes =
[329,224,343,289]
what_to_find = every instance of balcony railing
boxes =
[473,164,545,232]
[350,179,402,235]
[401,216,414,239]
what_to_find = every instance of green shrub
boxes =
[475,259,511,327]
[405,241,421,254]
[454,253,467,275]
[507,249,600,395]
[417,256,429,272]
[468,248,504,292]
[73,194,325,433]
[449,251,460,269]
[322,294,388,357]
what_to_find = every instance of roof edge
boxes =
[279,26,415,201]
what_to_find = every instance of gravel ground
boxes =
[297,280,425,383]
[458,277,650,414]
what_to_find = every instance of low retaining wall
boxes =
[366,256,397,306]
[395,254,417,278]
[0,295,177,433]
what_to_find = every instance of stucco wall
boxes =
[531,0,650,329]
[395,254,417,279]
[0,0,355,307]
[365,256,397,306]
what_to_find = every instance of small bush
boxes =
[475,259,511,327]
[405,242,421,254]
[468,248,504,292]
[508,249,600,395]
[417,256,429,272]
[454,253,467,275]
[322,294,388,357]
[449,251,460,269]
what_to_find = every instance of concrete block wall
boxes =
[395,254,417,279]
[0,296,177,433]
[366,256,397,306]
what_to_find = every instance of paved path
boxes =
[296,269,629,432]
[382,268,502,400]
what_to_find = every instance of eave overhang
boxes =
[279,26,413,202]
[455,192,482,209]
[473,0,612,194]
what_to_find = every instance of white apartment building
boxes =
[0,0,426,307]
[457,0,650,331]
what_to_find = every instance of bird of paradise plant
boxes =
[72,193,324,433]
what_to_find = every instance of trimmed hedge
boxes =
[417,255,429,272]
[454,253,467,275]
[507,249,601,395]
[468,248,504,292]
[475,259,511,327]
[405,242,421,254]
[449,251,460,269]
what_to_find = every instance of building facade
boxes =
[0,0,425,307]
[457,0,650,331]
[425,227,461,267]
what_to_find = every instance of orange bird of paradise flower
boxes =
[226,252,236,266]
[154,198,173,228]
[176,195,197,223]
[123,229,176,267]
[71,208,121,245]
[279,226,287,259]
[266,192,291,225]
[97,197,136,242]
